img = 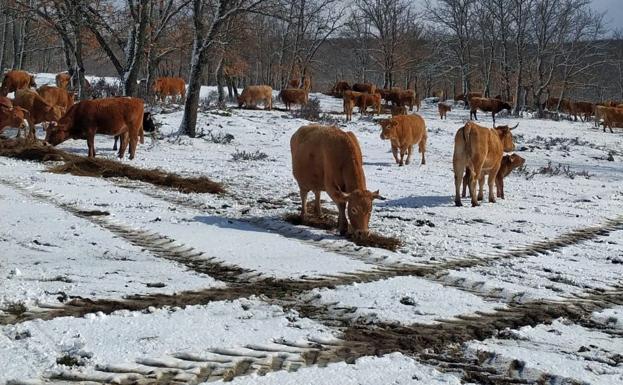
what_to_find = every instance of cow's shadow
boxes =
[378,195,452,209]
[364,161,395,167]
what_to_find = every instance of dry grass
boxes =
[284,209,402,251]
[0,139,224,194]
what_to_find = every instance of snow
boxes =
[1,76,622,384]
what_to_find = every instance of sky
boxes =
[591,0,623,30]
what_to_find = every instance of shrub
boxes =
[295,97,321,121]
[231,149,269,161]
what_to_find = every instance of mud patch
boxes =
[0,139,224,194]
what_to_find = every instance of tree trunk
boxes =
[216,56,225,103]
[0,12,8,71]
[180,41,210,137]
[123,1,150,97]
[11,18,18,69]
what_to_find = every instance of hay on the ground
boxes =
[0,139,224,194]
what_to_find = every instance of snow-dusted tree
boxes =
[180,0,271,137]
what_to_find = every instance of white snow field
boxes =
[0,74,622,384]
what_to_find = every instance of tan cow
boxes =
[343,90,363,117]
[0,96,27,134]
[357,92,381,115]
[56,72,72,89]
[37,85,74,112]
[290,124,382,236]
[595,105,623,133]
[0,70,36,96]
[462,153,525,200]
[379,115,427,166]
[453,121,517,206]
[469,97,512,125]
[45,97,144,159]
[153,77,186,103]
[279,88,308,110]
[302,76,312,92]
[237,85,272,110]
[438,103,452,119]
[13,89,64,139]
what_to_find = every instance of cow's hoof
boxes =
[399,163,404,167]
[471,202,480,207]
[477,196,484,201]
[455,200,462,207]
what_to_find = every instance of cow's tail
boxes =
[419,124,428,154]
[462,122,473,158]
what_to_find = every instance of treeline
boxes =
[0,0,621,135]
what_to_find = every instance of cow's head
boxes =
[501,101,512,112]
[143,111,156,132]
[494,123,517,152]
[0,106,28,131]
[507,153,525,169]
[335,189,383,236]
[237,95,245,108]
[44,105,64,122]
[44,122,69,146]
[379,118,398,140]
[29,76,37,88]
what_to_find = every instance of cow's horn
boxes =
[510,123,519,130]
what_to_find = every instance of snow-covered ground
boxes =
[1,76,622,384]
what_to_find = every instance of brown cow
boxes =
[391,105,407,116]
[438,103,452,119]
[568,101,594,122]
[289,78,301,88]
[37,85,74,112]
[453,121,517,207]
[13,89,64,139]
[387,90,418,111]
[153,77,186,103]
[462,153,525,200]
[56,72,71,89]
[469,97,512,125]
[302,76,312,92]
[279,88,308,110]
[290,124,382,236]
[344,97,356,121]
[0,97,27,134]
[0,70,36,96]
[45,97,144,159]
[352,83,376,94]
[237,85,272,110]
[357,92,381,115]
[595,105,623,133]
[379,115,427,166]
[331,81,351,97]
[454,92,482,102]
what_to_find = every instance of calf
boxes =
[357,92,381,115]
[45,97,144,159]
[278,88,308,110]
[469,97,512,125]
[56,72,71,89]
[113,111,156,151]
[379,114,427,166]
[438,103,451,119]
[13,89,64,139]
[237,85,272,110]
[453,121,517,206]
[1,70,36,96]
[387,90,418,111]
[291,124,382,236]
[343,97,356,121]
[462,153,525,200]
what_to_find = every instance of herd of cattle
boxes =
[0,70,613,235]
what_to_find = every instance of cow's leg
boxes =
[113,135,119,151]
[405,145,413,165]
[492,113,496,126]
[487,173,497,203]
[496,174,505,199]
[462,172,469,198]
[468,170,480,207]
[337,202,348,235]
[314,191,322,216]
[128,134,138,160]
[398,147,406,166]
[419,137,426,165]
[119,132,129,159]
[87,135,96,158]
[453,160,466,206]
[391,145,399,164]
[299,189,308,219]
[477,175,485,201]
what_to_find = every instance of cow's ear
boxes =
[371,190,386,201]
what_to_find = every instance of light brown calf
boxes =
[13,89,64,139]
[379,114,427,166]
[438,103,451,119]
[237,85,272,110]
[279,88,308,110]
[462,153,525,200]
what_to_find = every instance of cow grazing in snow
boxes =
[453,121,517,207]
[0,97,27,134]
[45,97,144,159]
[290,124,382,236]
[386,90,418,111]
[0,70,36,97]
[469,97,512,125]
[595,105,623,133]
[378,114,427,166]
[331,81,351,97]
[237,85,272,110]
[279,88,308,110]
[153,77,186,104]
